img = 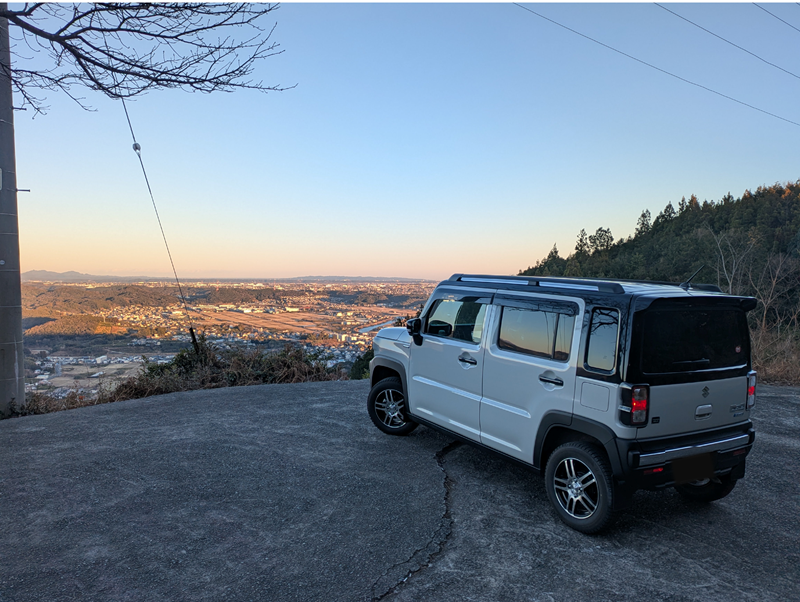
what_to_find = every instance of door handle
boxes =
[539,375,564,387]
[458,355,478,366]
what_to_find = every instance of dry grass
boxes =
[751,326,800,386]
[9,389,114,416]
[6,339,346,418]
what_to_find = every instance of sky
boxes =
[13,3,800,281]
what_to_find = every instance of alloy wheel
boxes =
[553,456,599,519]
[373,388,407,429]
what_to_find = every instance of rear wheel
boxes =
[367,377,418,436]
[545,442,614,534]
[675,475,736,502]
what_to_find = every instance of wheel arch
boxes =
[369,357,408,398]
[534,411,624,478]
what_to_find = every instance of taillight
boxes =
[747,370,757,409]
[631,385,649,425]
[620,384,649,426]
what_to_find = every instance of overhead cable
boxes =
[656,3,800,81]
[119,97,201,353]
[513,3,800,128]
[754,3,800,35]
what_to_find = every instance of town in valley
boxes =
[22,275,436,397]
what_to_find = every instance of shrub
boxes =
[349,348,373,380]
[100,339,345,403]
[7,389,106,417]
[4,338,347,418]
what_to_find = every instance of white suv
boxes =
[367,274,757,533]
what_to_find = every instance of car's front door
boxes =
[407,288,492,441]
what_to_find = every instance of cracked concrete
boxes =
[1,382,798,601]
[0,381,450,602]
[382,384,800,602]
[372,440,463,601]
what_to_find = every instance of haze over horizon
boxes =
[21,269,436,282]
[16,3,799,281]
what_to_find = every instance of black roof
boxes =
[444,274,724,297]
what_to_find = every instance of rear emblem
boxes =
[702,386,710,398]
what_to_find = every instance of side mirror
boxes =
[406,318,422,336]
[407,318,424,346]
[427,320,452,337]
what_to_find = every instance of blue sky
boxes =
[14,3,800,280]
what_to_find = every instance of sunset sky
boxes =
[14,3,800,281]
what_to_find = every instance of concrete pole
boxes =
[0,4,24,415]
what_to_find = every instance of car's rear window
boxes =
[639,305,749,374]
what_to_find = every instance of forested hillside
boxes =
[21,284,294,317]
[520,181,800,382]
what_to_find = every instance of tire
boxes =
[367,377,418,436]
[544,442,614,534]
[675,475,736,502]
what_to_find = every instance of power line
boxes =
[655,3,800,81]
[754,3,800,35]
[512,3,800,128]
[119,97,201,353]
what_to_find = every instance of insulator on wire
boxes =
[132,142,141,154]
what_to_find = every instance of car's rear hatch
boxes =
[626,295,754,440]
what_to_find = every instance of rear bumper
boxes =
[632,430,753,469]
[611,422,754,505]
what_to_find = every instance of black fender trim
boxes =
[369,357,408,398]
[532,411,572,470]
[533,412,633,510]
[533,411,625,478]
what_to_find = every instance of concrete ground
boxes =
[0,381,797,601]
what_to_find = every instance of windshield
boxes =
[638,304,749,374]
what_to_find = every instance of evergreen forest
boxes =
[519,181,800,383]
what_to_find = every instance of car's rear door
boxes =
[627,297,753,439]
[479,294,582,463]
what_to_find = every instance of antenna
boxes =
[680,265,705,290]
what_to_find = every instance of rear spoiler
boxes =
[634,295,757,312]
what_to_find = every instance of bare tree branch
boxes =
[705,224,758,295]
[0,3,292,114]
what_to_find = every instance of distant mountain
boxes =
[284,276,434,283]
[22,271,434,283]
[21,270,164,283]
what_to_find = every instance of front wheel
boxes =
[367,377,418,436]
[675,475,736,502]
[544,442,614,534]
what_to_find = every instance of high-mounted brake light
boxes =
[631,385,649,425]
[747,371,757,410]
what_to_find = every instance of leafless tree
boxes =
[748,253,799,331]
[745,252,800,377]
[0,3,291,413]
[705,225,758,295]
[0,3,290,113]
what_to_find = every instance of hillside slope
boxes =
[520,180,800,382]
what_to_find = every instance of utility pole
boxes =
[0,4,24,415]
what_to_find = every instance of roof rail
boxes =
[449,274,625,294]
[600,277,723,293]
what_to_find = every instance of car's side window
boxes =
[498,307,576,361]
[554,313,577,361]
[425,298,487,344]
[586,307,619,372]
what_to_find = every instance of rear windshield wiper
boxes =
[672,358,711,367]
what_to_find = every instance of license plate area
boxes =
[672,452,714,484]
